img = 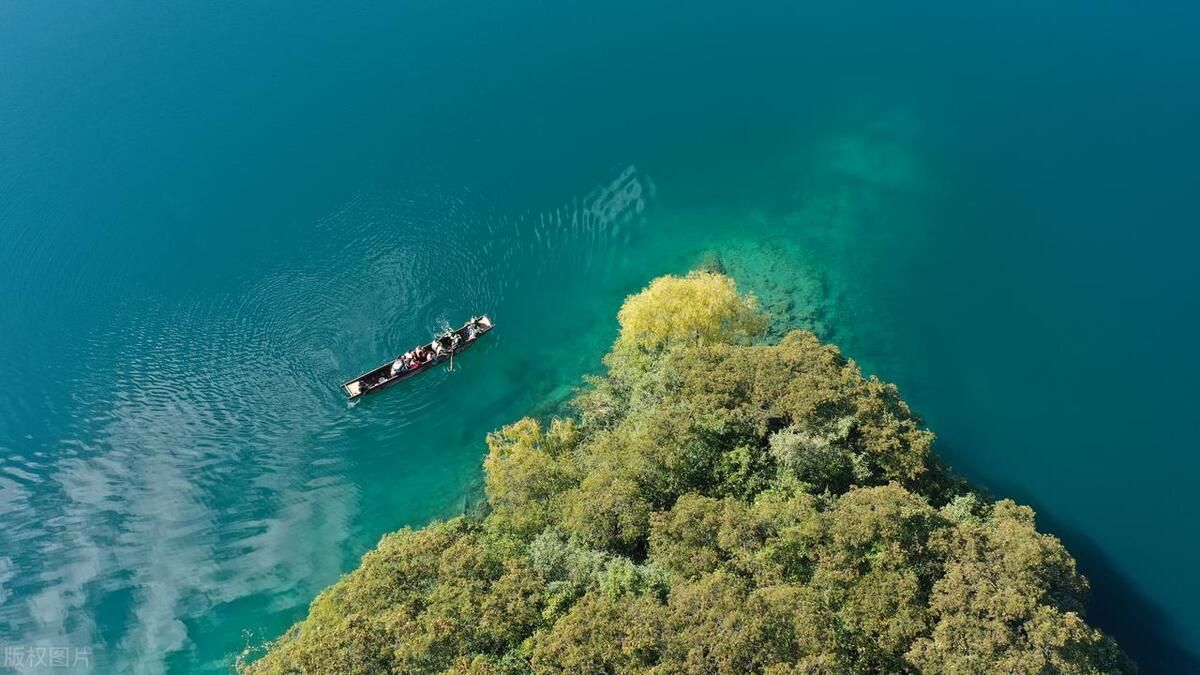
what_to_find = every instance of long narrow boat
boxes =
[342,315,494,400]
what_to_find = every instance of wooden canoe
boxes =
[342,315,493,399]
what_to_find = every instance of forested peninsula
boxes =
[242,272,1132,674]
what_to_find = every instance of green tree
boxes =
[484,418,579,538]
[908,500,1133,673]
[529,593,665,673]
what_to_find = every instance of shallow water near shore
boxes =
[2,2,1199,672]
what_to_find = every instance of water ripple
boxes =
[0,165,652,673]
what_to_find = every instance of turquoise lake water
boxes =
[2,2,1199,672]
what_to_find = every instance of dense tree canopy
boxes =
[243,272,1132,674]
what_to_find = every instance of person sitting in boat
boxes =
[432,340,446,356]
[391,357,406,376]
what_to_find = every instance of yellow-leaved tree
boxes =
[615,271,766,353]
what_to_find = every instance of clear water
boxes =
[1,2,1198,672]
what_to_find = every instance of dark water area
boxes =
[2,2,1198,672]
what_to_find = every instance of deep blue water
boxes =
[2,2,1198,672]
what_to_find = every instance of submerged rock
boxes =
[695,238,830,342]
